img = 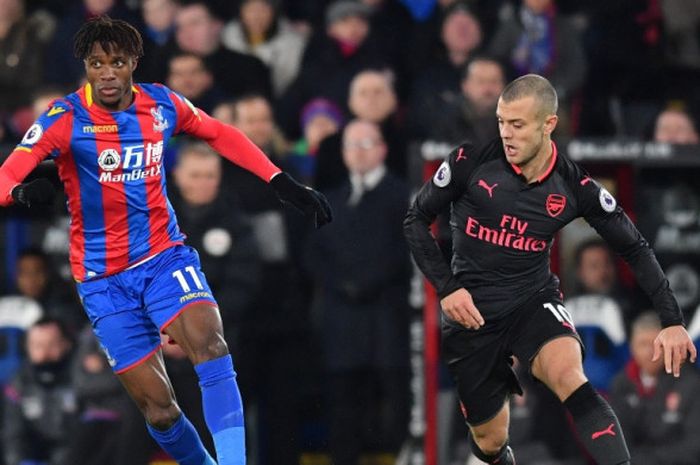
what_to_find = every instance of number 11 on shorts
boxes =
[172,266,204,292]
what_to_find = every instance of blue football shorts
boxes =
[76,245,218,373]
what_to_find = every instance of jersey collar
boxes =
[509,141,558,184]
[81,83,140,110]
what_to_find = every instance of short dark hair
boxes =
[168,52,210,73]
[500,74,558,118]
[30,316,74,345]
[461,55,504,81]
[73,15,144,60]
[17,247,51,269]
[574,238,612,267]
[230,93,270,120]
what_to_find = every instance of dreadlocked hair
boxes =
[73,15,144,60]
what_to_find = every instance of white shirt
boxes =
[348,164,386,206]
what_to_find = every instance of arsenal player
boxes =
[404,74,696,465]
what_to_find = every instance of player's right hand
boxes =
[440,288,485,329]
[11,178,54,208]
[652,324,697,378]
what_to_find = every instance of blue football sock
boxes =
[195,354,246,465]
[146,413,217,465]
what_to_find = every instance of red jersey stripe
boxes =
[90,109,130,274]
[133,86,176,253]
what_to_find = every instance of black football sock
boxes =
[564,382,630,465]
[469,434,515,464]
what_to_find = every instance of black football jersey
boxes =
[404,138,684,327]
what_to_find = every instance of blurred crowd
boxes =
[0,0,699,464]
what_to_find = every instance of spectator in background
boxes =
[135,0,179,83]
[357,0,416,97]
[278,0,388,138]
[577,0,666,136]
[413,56,504,147]
[44,0,136,87]
[220,95,314,465]
[610,312,700,465]
[166,52,226,113]
[0,296,42,387]
[658,1,700,111]
[173,1,272,99]
[305,119,411,465]
[572,238,635,318]
[63,327,134,465]
[31,87,65,119]
[0,0,51,117]
[408,2,483,144]
[488,0,586,135]
[170,142,262,351]
[14,248,85,334]
[653,107,700,144]
[3,317,76,465]
[222,0,308,97]
[315,68,405,191]
[227,94,289,159]
[287,97,344,185]
[566,239,631,392]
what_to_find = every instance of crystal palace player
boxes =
[404,74,696,465]
[0,17,331,465]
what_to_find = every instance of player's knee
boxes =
[471,428,508,456]
[547,365,587,400]
[145,402,181,431]
[191,332,228,364]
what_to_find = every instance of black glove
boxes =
[11,179,55,207]
[270,172,332,228]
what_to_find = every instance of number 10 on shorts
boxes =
[543,302,575,329]
[172,266,204,292]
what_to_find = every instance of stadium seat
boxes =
[0,296,43,385]
[564,295,629,392]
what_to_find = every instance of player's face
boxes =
[16,256,48,299]
[174,154,221,206]
[84,42,137,111]
[462,61,504,114]
[349,72,397,123]
[577,246,616,294]
[232,98,275,149]
[26,324,71,365]
[342,121,386,175]
[631,328,663,376]
[497,96,556,168]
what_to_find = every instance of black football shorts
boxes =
[441,286,583,426]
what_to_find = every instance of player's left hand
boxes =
[652,325,697,377]
[270,172,333,228]
[11,178,55,208]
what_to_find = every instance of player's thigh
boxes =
[117,349,178,413]
[442,323,522,427]
[77,276,162,374]
[144,246,225,362]
[163,302,228,363]
[510,289,585,397]
[469,400,510,445]
[531,336,587,400]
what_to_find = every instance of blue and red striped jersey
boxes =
[14,83,208,281]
